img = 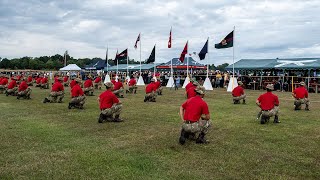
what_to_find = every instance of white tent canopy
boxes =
[59,64,81,71]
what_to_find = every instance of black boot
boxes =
[260,116,266,124]
[305,105,310,111]
[242,100,246,104]
[196,133,209,144]
[273,115,280,123]
[179,129,187,145]
[134,90,137,94]
[113,115,123,122]
[68,103,74,109]
[98,113,105,123]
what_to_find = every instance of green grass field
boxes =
[0,85,319,179]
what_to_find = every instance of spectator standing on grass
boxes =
[292,81,310,111]
[179,86,211,145]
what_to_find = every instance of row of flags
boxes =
[108,29,234,65]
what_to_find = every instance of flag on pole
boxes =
[115,49,128,64]
[134,33,140,49]
[215,31,233,49]
[179,41,188,63]
[114,49,118,65]
[168,27,172,48]
[146,45,155,64]
[199,38,208,60]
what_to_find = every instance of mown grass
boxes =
[0,84,319,179]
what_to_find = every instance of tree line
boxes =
[0,55,229,71]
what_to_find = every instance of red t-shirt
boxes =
[17,75,22,81]
[185,82,193,91]
[294,87,308,99]
[145,83,157,93]
[94,77,101,83]
[155,81,161,89]
[63,76,69,82]
[232,86,244,97]
[257,92,279,110]
[129,79,136,86]
[27,76,33,83]
[99,90,119,110]
[41,77,48,84]
[7,80,17,89]
[0,78,8,85]
[70,80,77,88]
[36,78,42,84]
[71,84,84,97]
[111,80,116,85]
[0,77,3,83]
[54,77,59,83]
[114,81,123,90]
[186,86,197,99]
[84,79,93,88]
[18,81,28,92]
[51,82,64,92]
[182,96,209,122]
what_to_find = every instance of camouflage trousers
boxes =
[94,82,102,89]
[27,82,33,86]
[294,98,310,109]
[63,82,69,87]
[113,89,124,97]
[233,94,246,101]
[84,87,94,95]
[35,83,41,87]
[18,88,32,97]
[145,92,157,101]
[70,95,86,106]
[0,85,6,93]
[101,103,122,116]
[128,85,137,93]
[47,91,64,103]
[156,87,163,94]
[6,87,17,95]
[261,106,279,118]
[182,120,212,134]
[40,83,49,89]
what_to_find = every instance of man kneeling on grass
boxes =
[179,86,211,145]
[68,78,86,109]
[98,82,123,123]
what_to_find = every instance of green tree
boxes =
[216,63,229,71]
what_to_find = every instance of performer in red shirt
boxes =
[35,75,43,87]
[5,77,18,96]
[98,82,123,123]
[69,77,77,89]
[63,75,69,87]
[83,76,94,96]
[43,77,65,103]
[186,81,199,99]
[68,78,86,109]
[144,78,157,102]
[155,78,163,95]
[179,86,211,145]
[256,84,280,124]
[127,76,137,94]
[292,81,310,110]
[17,78,32,99]
[27,75,33,86]
[0,75,9,94]
[232,81,246,104]
[94,75,102,89]
[113,80,124,98]
[40,75,49,89]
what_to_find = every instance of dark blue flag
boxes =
[199,39,208,60]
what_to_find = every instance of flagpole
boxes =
[233,26,235,79]
[154,44,156,77]
[170,27,173,77]
[106,46,108,73]
[140,33,142,76]
[207,37,209,78]
[127,48,129,77]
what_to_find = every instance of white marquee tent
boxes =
[59,64,81,71]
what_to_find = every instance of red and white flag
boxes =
[179,41,188,63]
[134,33,140,49]
[168,28,172,48]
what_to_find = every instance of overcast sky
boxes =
[0,0,320,65]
